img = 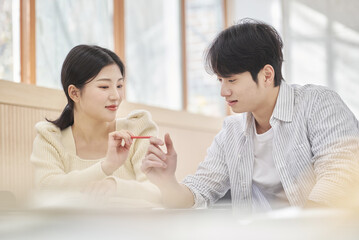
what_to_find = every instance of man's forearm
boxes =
[304,200,325,208]
[159,177,195,208]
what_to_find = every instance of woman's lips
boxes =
[105,105,118,111]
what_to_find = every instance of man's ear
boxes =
[262,64,275,88]
[68,85,80,102]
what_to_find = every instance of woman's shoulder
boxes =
[34,121,64,143]
[126,109,152,120]
[35,121,61,134]
[116,110,158,134]
[118,109,153,124]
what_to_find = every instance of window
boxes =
[284,0,359,117]
[333,20,359,117]
[1,1,229,116]
[185,0,225,117]
[0,0,20,82]
[230,0,282,32]
[125,0,182,110]
[228,0,359,118]
[285,0,327,85]
[36,0,114,89]
[3,1,359,117]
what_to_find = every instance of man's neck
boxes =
[253,86,280,134]
[255,120,271,134]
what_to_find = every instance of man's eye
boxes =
[229,79,236,83]
[117,85,123,88]
[218,78,223,82]
[99,86,109,89]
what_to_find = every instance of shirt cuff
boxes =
[181,182,208,209]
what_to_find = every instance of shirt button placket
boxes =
[240,182,247,200]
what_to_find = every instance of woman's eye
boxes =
[217,78,222,83]
[229,79,236,83]
[99,86,109,89]
[117,85,123,88]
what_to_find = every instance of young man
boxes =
[141,19,359,213]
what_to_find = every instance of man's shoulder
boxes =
[291,83,335,98]
[289,83,340,106]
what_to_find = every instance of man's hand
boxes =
[141,133,194,208]
[141,133,196,208]
[141,133,178,189]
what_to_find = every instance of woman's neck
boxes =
[72,113,115,144]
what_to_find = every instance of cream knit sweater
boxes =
[30,110,161,204]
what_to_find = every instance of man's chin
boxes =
[230,107,245,114]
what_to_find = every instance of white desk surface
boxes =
[1,205,359,240]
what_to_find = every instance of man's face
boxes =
[218,70,269,114]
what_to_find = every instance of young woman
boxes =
[30,45,160,205]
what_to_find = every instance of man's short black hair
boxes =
[205,18,284,86]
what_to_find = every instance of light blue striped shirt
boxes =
[182,82,359,213]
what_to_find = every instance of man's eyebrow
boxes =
[217,75,234,79]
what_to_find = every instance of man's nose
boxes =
[220,83,231,97]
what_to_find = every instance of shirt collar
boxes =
[245,112,255,136]
[271,81,294,123]
[244,81,294,136]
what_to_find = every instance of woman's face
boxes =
[76,64,124,123]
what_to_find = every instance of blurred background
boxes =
[1,0,358,118]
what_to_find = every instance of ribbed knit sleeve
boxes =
[31,111,162,205]
[110,110,161,204]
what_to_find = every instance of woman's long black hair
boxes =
[47,45,125,130]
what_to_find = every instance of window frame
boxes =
[18,0,228,113]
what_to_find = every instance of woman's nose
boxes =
[109,88,120,100]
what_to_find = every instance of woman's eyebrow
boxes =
[95,77,124,82]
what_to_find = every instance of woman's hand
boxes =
[102,130,134,175]
[141,133,178,189]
